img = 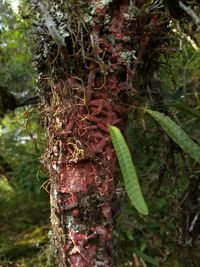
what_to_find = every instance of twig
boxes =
[179,1,200,31]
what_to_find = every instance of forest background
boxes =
[0,0,200,266]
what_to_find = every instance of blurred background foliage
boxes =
[0,1,50,266]
[0,0,200,266]
[0,0,34,95]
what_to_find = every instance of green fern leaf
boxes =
[109,125,148,215]
[146,109,200,163]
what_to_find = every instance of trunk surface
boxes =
[33,0,161,266]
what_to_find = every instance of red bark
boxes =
[35,0,160,266]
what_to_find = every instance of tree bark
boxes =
[32,0,164,266]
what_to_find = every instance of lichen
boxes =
[120,50,137,63]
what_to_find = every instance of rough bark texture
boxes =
[32,0,163,266]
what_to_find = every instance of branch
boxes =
[0,86,39,117]
[36,2,66,47]
[16,95,39,107]
[179,1,200,31]
[172,27,200,52]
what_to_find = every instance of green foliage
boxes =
[133,249,158,266]
[0,108,47,193]
[115,37,200,263]
[146,109,200,163]
[0,177,49,266]
[0,2,50,266]
[0,0,34,95]
[109,125,148,215]
[168,101,200,119]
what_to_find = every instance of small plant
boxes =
[146,109,200,163]
[109,125,148,216]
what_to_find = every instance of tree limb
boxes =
[0,86,38,117]
[16,95,39,107]
[179,1,200,31]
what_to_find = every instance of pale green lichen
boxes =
[83,13,93,24]
[96,0,112,8]
[104,14,111,25]
[90,0,113,15]
[58,23,70,38]
[120,50,137,63]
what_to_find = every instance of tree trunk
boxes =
[32,0,163,266]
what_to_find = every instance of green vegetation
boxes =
[109,125,148,216]
[0,1,50,266]
[0,176,50,266]
[146,109,200,163]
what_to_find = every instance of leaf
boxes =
[133,249,159,266]
[146,109,200,163]
[168,101,200,119]
[109,125,148,215]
